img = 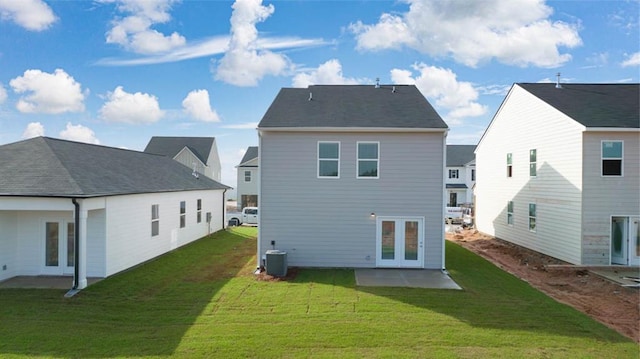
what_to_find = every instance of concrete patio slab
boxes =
[355,269,462,290]
[0,276,102,289]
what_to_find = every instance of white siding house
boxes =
[144,136,222,182]
[236,146,259,209]
[475,83,639,266]
[446,145,476,206]
[257,85,448,270]
[0,137,230,291]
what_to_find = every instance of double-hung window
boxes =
[151,204,159,236]
[179,201,186,228]
[196,199,202,223]
[357,142,379,178]
[529,149,537,177]
[602,141,623,176]
[507,201,514,225]
[244,170,251,182]
[448,169,459,179]
[528,203,536,232]
[506,153,513,177]
[318,142,340,178]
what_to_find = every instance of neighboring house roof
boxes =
[446,184,468,189]
[446,145,476,166]
[518,83,639,128]
[238,146,258,166]
[258,85,448,129]
[0,137,229,198]
[144,136,216,164]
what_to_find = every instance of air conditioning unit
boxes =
[265,250,287,277]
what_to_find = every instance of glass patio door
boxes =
[611,217,640,266]
[377,217,424,268]
[43,221,75,275]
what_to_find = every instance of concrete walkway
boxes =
[355,269,462,290]
[0,276,102,289]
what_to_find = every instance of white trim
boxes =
[244,170,252,183]
[356,141,380,179]
[584,127,640,132]
[317,141,340,179]
[528,203,537,233]
[600,140,624,177]
[259,127,448,133]
[375,216,425,268]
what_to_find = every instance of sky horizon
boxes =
[1,0,638,194]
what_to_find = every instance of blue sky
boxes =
[0,0,638,192]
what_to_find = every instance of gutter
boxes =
[71,198,80,290]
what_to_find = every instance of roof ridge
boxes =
[40,137,86,195]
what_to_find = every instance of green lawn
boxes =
[0,227,636,358]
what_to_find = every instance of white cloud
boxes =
[351,0,582,68]
[391,63,487,125]
[9,69,86,114]
[102,0,186,54]
[0,0,56,31]
[59,122,100,144]
[221,122,258,129]
[213,0,291,86]
[621,52,640,67]
[99,86,164,124]
[292,59,364,88]
[0,83,6,104]
[21,122,45,139]
[182,89,220,122]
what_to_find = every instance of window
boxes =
[602,141,623,176]
[197,199,202,223]
[179,201,186,228]
[471,169,476,181]
[506,153,513,177]
[448,169,459,179]
[507,201,514,225]
[244,170,251,182]
[528,203,536,232]
[357,142,379,178]
[529,149,537,177]
[151,204,159,236]
[318,142,340,178]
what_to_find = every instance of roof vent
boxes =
[392,86,396,93]
[308,92,312,101]
[555,72,562,89]
[375,77,380,89]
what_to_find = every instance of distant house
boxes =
[0,137,230,290]
[257,84,448,269]
[475,83,639,266]
[144,136,222,182]
[236,146,259,209]
[446,145,476,207]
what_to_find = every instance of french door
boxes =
[42,221,75,275]
[611,216,640,266]
[376,217,424,268]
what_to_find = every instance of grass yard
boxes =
[0,227,637,358]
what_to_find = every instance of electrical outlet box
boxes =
[270,240,275,246]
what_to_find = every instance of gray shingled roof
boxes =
[239,146,258,165]
[0,137,229,198]
[446,145,476,166]
[518,83,639,128]
[144,136,215,163]
[258,85,448,129]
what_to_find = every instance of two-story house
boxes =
[236,146,259,209]
[257,84,448,270]
[144,136,222,182]
[446,145,476,207]
[475,83,639,266]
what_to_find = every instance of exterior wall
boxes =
[174,148,207,177]
[445,165,474,205]
[237,157,259,209]
[259,131,445,269]
[86,209,107,277]
[475,85,585,264]
[581,131,640,264]
[0,211,18,282]
[206,139,222,182]
[103,190,224,276]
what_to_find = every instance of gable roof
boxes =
[239,146,258,166]
[144,136,216,164]
[518,83,639,128]
[446,145,476,166]
[258,85,448,129]
[0,137,229,198]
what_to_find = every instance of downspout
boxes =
[222,189,228,230]
[71,198,80,290]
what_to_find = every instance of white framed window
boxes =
[529,149,537,177]
[318,142,340,178]
[602,141,623,176]
[506,153,513,178]
[471,169,476,181]
[197,199,202,223]
[179,201,186,228]
[507,201,514,226]
[448,169,459,179]
[357,141,379,179]
[529,203,536,232]
[244,170,251,182]
[151,204,159,236]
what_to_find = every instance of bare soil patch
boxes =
[447,229,639,342]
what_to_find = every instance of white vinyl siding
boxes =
[260,131,445,269]
[236,157,259,209]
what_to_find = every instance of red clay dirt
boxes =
[447,229,639,343]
